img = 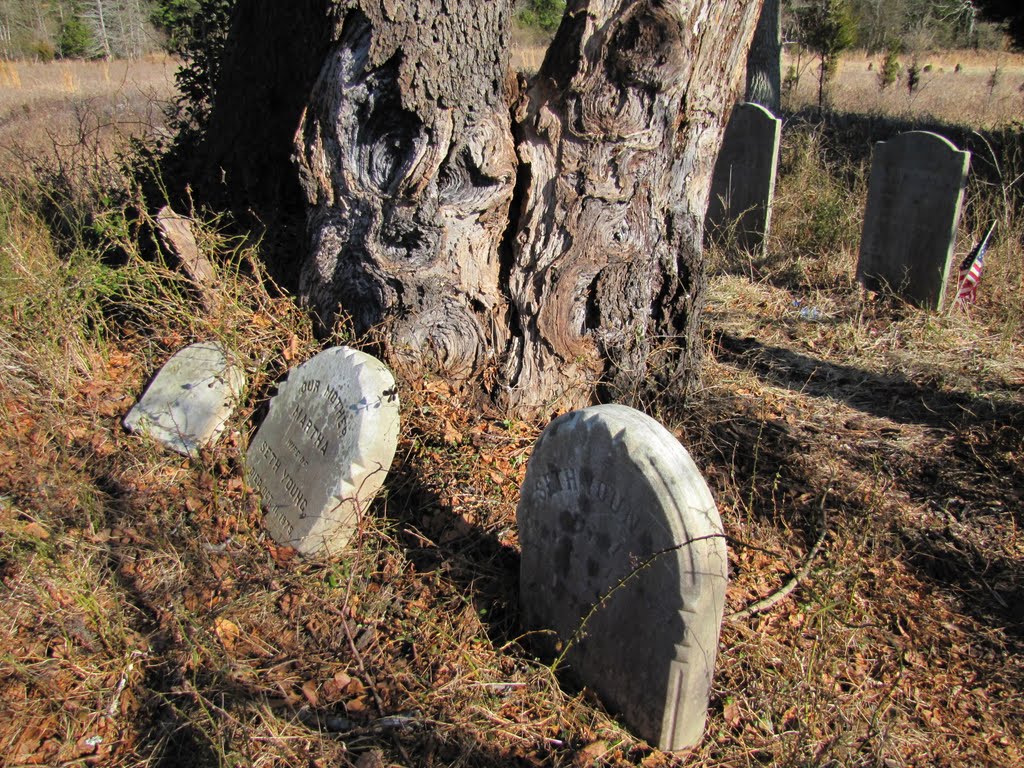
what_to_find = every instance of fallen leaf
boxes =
[301,680,319,707]
[282,334,299,362]
[23,521,49,540]
[442,419,461,445]
[345,697,367,714]
[724,699,742,729]
[323,670,353,700]
[576,740,609,767]
[354,750,384,768]
[214,617,240,651]
[267,543,297,566]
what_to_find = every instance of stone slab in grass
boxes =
[706,101,782,252]
[246,346,400,556]
[123,341,244,456]
[517,404,727,751]
[857,130,970,310]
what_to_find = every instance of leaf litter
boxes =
[1,125,1023,768]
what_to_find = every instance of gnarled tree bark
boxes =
[201,0,763,417]
[744,0,781,113]
[508,0,762,412]
[294,1,518,385]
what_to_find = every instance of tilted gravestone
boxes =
[517,404,727,751]
[246,347,400,556]
[706,102,782,251]
[124,341,245,456]
[857,131,970,310]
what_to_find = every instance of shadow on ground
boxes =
[710,330,1024,644]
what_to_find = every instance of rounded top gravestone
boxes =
[706,101,782,252]
[123,341,245,457]
[857,130,970,310]
[246,347,400,555]
[517,404,727,752]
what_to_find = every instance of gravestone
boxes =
[246,347,399,556]
[517,404,727,751]
[706,102,782,251]
[857,131,970,310]
[124,341,244,456]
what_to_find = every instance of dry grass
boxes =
[784,48,1024,128]
[0,56,177,162]
[511,44,548,76]
[0,56,1022,768]
[695,119,1024,766]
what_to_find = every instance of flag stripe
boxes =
[955,221,995,308]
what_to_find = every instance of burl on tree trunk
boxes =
[208,0,762,417]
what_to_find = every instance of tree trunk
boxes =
[196,0,338,218]
[89,0,112,60]
[744,0,781,112]
[507,0,761,412]
[205,0,762,417]
[293,0,518,386]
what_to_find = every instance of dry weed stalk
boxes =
[0,60,20,88]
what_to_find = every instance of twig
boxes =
[727,488,830,621]
[335,536,415,763]
[553,532,728,671]
[106,650,146,717]
[339,606,386,716]
[298,709,429,736]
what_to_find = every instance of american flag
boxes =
[956,221,996,308]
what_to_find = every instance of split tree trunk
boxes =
[203,0,763,418]
[508,0,763,412]
[744,0,781,112]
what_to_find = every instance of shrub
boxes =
[28,40,55,62]
[516,0,566,33]
[906,61,921,95]
[157,0,235,142]
[878,49,901,90]
[58,17,93,60]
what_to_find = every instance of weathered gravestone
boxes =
[517,404,727,751]
[246,347,399,556]
[706,102,782,251]
[857,131,970,310]
[124,341,245,456]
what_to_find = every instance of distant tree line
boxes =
[0,0,208,60]
[783,0,1024,53]
[516,1,1024,52]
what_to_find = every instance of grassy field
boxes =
[0,54,1022,767]
[0,56,177,163]
[784,49,1024,127]
[513,44,1024,128]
